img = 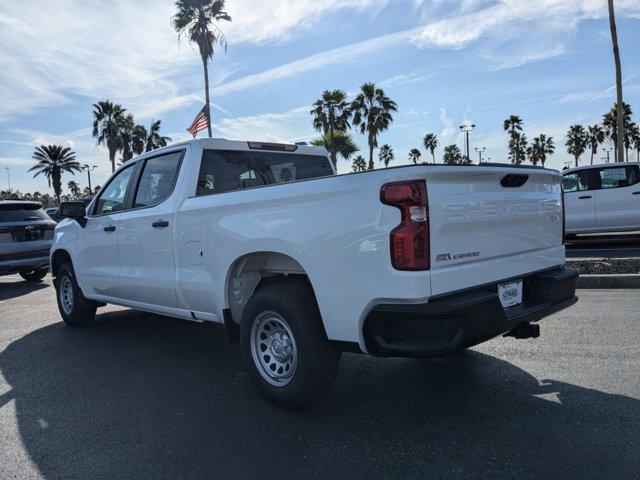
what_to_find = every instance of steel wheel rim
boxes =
[250,311,297,387]
[60,276,74,315]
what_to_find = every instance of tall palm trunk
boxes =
[202,56,213,138]
[575,155,579,168]
[431,151,435,164]
[108,146,116,173]
[608,0,625,163]
[329,119,336,168]
[590,150,594,165]
[368,135,375,170]
[53,170,61,204]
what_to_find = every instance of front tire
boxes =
[54,263,96,327]
[19,267,48,282]
[240,279,341,409]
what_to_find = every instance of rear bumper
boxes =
[0,251,50,275]
[363,266,578,357]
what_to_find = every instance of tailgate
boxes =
[427,165,564,296]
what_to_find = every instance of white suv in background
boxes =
[562,162,640,237]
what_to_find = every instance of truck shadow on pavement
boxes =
[0,278,49,301]
[0,309,638,479]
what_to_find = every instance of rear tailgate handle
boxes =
[578,195,592,199]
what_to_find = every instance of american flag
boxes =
[186,105,210,138]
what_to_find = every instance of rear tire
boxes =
[19,267,48,282]
[240,279,341,409]
[54,263,96,327]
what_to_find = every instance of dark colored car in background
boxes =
[0,201,55,281]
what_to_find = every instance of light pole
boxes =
[603,147,611,163]
[475,146,486,163]
[82,164,98,194]
[459,124,476,161]
[4,167,10,191]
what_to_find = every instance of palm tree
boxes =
[92,100,126,172]
[423,133,438,163]
[628,122,640,162]
[408,148,421,165]
[528,134,555,166]
[351,82,398,170]
[119,114,136,162]
[132,124,148,156]
[503,115,526,163]
[607,0,625,163]
[508,133,528,165]
[351,155,367,172]
[311,131,358,166]
[538,134,555,167]
[145,120,172,152]
[603,102,633,161]
[67,180,81,198]
[310,90,352,168]
[566,124,589,167]
[173,0,231,138]
[586,125,605,165]
[29,145,81,203]
[503,115,523,137]
[378,144,394,167]
[443,144,462,164]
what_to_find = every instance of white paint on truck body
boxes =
[52,139,565,352]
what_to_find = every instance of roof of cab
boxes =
[562,161,639,175]
[132,138,327,157]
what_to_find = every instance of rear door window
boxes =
[596,166,640,189]
[196,150,333,196]
[133,151,183,208]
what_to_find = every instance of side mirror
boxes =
[59,201,87,227]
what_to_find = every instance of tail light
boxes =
[380,180,429,271]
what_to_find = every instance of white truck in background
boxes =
[50,139,578,408]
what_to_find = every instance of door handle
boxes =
[103,225,116,232]
[152,220,169,228]
[632,191,640,195]
[578,195,592,199]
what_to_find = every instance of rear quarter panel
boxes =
[175,167,431,345]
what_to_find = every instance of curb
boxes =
[576,274,640,289]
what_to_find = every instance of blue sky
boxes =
[1,0,639,194]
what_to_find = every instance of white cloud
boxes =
[214,28,418,97]
[379,71,434,89]
[0,0,389,120]
[224,0,389,44]
[438,108,456,144]
[215,106,313,143]
[412,0,640,50]
[411,0,640,69]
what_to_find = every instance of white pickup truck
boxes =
[51,139,578,408]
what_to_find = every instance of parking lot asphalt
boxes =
[0,276,638,480]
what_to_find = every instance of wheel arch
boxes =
[224,251,317,326]
[50,249,72,277]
